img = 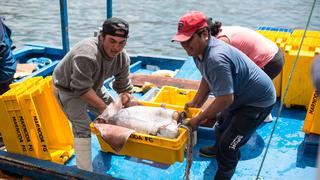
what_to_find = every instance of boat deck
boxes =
[65,58,317,179]
[0,51,318,179]
[63,97,316,179]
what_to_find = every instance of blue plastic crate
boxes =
[256,26,293,33]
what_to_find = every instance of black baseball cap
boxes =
[102,17,129,38]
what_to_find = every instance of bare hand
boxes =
[185,101,197,109]
[119,93,141,107]
[186,117,200,130]
[184,101,200,116]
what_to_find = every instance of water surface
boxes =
[1,0,319,57]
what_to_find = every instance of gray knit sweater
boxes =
[53,36,132,96]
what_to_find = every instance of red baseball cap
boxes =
[172,11,207,42]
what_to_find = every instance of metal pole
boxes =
[60,0,70,54]
[106,0,112,18]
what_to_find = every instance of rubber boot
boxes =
[74,138,92,171]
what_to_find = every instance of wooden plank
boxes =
[130,74,200,90]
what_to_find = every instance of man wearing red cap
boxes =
[53,17,132,171]
[172,11,276,179]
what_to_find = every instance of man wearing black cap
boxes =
[52,17,132,171]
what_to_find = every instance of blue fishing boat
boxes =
[0,0,319,179]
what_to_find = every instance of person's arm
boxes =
[69,54,112,113]
[80,89,107,113]
[185,77,210,108]
[187,93,234,129]
[188,54,234,129]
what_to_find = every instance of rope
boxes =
[179,124,193,180]
[256,0,318,179]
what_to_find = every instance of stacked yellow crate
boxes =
[281,30,320,108]
[152,86,197,107]
[303,91,320,134]
[256,28,292,97]
[0,77,42,156]
[0,76,74,164]
[291,29,320,39]
[256,29,291,51]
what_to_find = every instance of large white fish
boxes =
[96,93,180,139]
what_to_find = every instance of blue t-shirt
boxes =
[193,37,276,110]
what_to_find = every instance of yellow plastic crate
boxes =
[285,37,320,54]
[91,101,201,164]
[0,95,29,155]
[8,76,43,90]
[256,30,291,43]
[281,50,315,108]
[256,30,291,52]
[281,35,320,107]
[152,86,197,107]
[0,76,74,164]
[292,29,320,39]
[20,76,74,164]
[0,77,43,155]
[302,91,320,134]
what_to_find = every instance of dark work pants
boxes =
[214,104,274,180]
[263,48,285,80]
[0,79,12,95]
